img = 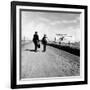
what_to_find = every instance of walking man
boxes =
[42,34,47,52]
[33,32,39,52]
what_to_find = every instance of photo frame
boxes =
[11,1,88,89]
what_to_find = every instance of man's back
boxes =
[33,34,39,42]
[42,37,47,45]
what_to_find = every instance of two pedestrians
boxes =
[33,32,47,52]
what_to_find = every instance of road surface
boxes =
[21,42,80,79]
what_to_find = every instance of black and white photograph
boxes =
[21,10,80,79]
[11,1,87,89]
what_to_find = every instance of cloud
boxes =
[39,17,50,22]
[48,16,80,26]
[61,17,80,24]
[50,21,61,25]
[61,20,76,23]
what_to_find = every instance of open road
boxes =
[21,42,80,79]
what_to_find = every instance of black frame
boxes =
[11,1,88,89]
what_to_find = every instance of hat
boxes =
[44,34,46,37]
[35,31,37,33]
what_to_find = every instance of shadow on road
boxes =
[25,49,39,52]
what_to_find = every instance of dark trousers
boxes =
[43,44,46,52]
[34,42,37,51]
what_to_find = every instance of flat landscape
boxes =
[21,41,80,79]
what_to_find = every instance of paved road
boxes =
[21,42,80,79]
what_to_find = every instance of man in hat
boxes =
[33,31,39,52]
[42,34,47,52]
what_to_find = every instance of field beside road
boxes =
[21,41,80,79]
[47,42,80,56]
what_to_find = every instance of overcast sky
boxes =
[21,10,81,42]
